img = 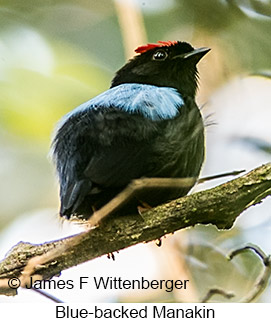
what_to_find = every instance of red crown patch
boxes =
[135,40,178,54]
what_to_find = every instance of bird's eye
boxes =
[152,50,168,61]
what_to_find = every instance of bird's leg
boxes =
[87,177,196,226]
[137,201,152,215]
[87,169,245,227]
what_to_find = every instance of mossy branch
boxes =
[0,163,271,297]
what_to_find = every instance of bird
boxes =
[51,40,210,220]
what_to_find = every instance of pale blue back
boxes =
[61,83,184,125]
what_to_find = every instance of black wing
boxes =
[52,106,161,218]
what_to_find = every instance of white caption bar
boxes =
[0,303,269,322]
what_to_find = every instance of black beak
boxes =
[173,47,211,64]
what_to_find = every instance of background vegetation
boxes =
[0,0,271,302]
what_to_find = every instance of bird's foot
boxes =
[137,201,152,216]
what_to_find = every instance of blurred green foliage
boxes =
[1,0,271,140]
[0,0,270,303]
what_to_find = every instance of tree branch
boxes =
[0,163,271,296]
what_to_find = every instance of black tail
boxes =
[60,179,93,219]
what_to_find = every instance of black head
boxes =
[111,41,210,98]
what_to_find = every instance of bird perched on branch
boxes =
[52,40,210,220]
